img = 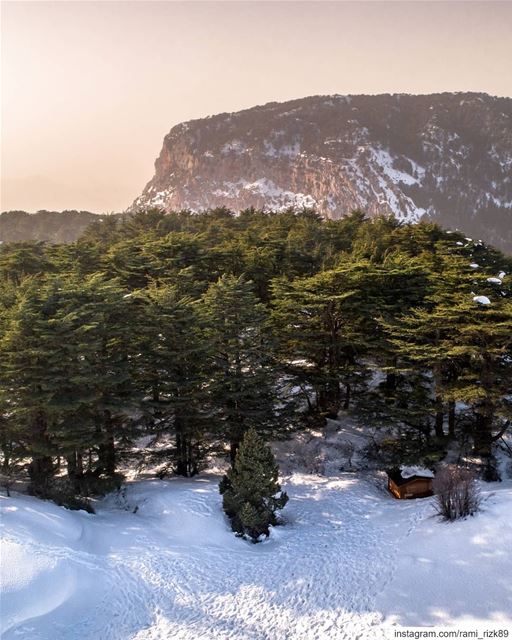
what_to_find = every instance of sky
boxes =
[1,1,512,213]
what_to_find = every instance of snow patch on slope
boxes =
[213,178,317,210]
[366,146,427,222]
[263,140,301,158]
[370,148,422,186]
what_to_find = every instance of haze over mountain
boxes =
[0,211,108,245]
[131,92,512,253]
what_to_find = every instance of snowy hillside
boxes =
[2,472,511,639]
[130,92,512,253]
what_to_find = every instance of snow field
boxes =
[1,473,511,639]
[377,481,512,627]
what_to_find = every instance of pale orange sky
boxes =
[1,1,511,213]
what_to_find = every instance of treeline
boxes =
[0,210,115,244]
[0,209,511,502]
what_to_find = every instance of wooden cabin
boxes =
[387,468,434,499]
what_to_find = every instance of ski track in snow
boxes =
[1,474,509,639]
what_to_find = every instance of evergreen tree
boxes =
[219,428,288,541]
[0,242,53,285]
[0,275,134,495]
[201,274,283,461]
[384,292,512,456]
[451,297,512,456]
[0,279,28,492]
[271,264,368,416]
[134,285,210,476]
[0,278,67,494]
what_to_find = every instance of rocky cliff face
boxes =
[130,93,512,253]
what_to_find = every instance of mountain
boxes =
[0,210,108,244]
[130,92,512,253]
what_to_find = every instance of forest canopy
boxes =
[0,208,511,503]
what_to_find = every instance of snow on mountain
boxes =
[2,474,512,639]
[130,92,512,253]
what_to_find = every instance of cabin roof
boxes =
[387,468,434,487]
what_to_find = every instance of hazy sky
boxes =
[2,1,511,213]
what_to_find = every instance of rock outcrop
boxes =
[131,92,512,253]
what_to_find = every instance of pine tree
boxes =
[134,285,210,476]
[383,292,512,456]
[0,274,135,495]
[0,242,52,285]
[451,297,512,456]
[271,260,417,416]
[219,428,288,541]
[0,279,28,493]
[377,229,511,451]
[0,278,66,494]
[201,274,283,461]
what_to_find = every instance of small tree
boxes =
[219,428,288,542]
[433,465,481,521]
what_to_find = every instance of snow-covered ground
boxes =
[2,472,511,639]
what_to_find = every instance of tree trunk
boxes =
[28,412,53,495]
[67,451,84,492]
[175,422,189,476]
[66,453,77,483]
[384,370,397,404]
[385,371,397,392]
[1,440,11,473]
[175,441,187,476]
[28,456,54,495]
[343,382,351,411]
[175,415,200,477]
[187,441,198,477]
[229,440,238,465]
[434,396,444,438]
[472,353,496,457]
[97,410,116,476]
[473,407,494,457]
[318,379,341,417]
[448,401,456,438]
[301,384,314,414]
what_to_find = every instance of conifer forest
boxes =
[1,209,510,506]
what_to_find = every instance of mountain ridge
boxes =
[130,92,512,253]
